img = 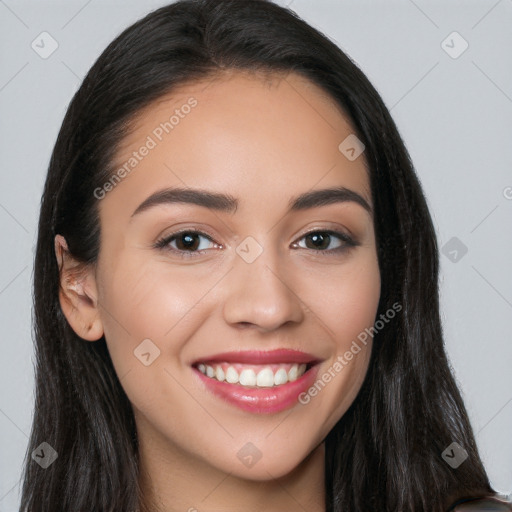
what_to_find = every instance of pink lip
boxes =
[191,348,321,366]
[191,350,322,414]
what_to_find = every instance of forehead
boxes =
[100,70,371,222]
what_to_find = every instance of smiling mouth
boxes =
[191,349,322,413]
[193,362,312,388]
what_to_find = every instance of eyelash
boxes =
[153,228,358,258]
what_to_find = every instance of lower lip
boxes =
[193,364,320,414]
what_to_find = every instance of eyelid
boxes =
[298,226,355,244]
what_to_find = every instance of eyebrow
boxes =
[130,185,372,220]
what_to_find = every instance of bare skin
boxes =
[56,70,381,512]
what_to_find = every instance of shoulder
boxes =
[446,495,512,511]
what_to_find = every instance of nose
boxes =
[222,244,305,332]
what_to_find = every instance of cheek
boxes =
[98,251,212,343]
[95,249,233,412]
[293,252,380,425]
[302,251,381,348]
[95,254,205,420]
[95,253,189,377]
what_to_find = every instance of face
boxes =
[58,70,380,481]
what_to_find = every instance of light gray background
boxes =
[1,0,511,509]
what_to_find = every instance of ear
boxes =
[54,234,104,341]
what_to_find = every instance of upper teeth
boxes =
[196,363,308,387]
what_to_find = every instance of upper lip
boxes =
[191,349,322,366]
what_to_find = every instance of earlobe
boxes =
[54,234,104,342]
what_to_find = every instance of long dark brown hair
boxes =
[20,0,493,510]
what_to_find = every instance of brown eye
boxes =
[174,232,202,251]
[155,230,218,257]
[304,232,335,250]
[294,230,357,254]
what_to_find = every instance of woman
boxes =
[19,0,508,510]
